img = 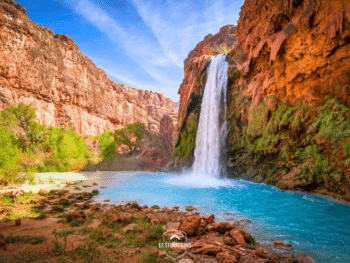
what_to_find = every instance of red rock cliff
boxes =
[175,0,350,201]
[231,0,350,107]
[0,0,177,136]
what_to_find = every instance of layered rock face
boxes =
[233,0,350,107]
[175,0,350,201]
[0,0,177,136]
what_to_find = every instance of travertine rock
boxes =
[0,0,177,135]
[233,0,350,107]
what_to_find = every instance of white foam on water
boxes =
[165,172,234,188]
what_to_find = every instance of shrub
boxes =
[47,127,88,160]
[212,44,231,54]
[0,127,19,168]
[99,129,116,159]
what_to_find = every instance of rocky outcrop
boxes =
[232,0,350,107]
[224,0,350,201]
[0,0,177,136]
[175,25,237,168]
[175,0,350,201]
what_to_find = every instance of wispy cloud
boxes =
[131,0,243,67]
[61,0,244,101]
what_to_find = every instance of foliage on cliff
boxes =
[227,89,350,201]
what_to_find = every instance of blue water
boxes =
[85,171,350,263]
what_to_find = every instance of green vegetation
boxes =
[5,235,46,244]
[174,112,199,158]
[228,67,247,83]
[141,253,160,263]
[212,44,232,54]
[0,102,151,184]
[0,127,19,169]
[227,94,350,193]
[99,122,148,160]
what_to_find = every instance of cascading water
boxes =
[167,54,233,188]
[192,54,229,178]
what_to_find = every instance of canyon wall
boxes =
[0,0,177,136]
[176,0,350,201]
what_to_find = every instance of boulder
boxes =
[59,198,71,205]
[223,237,237,246]
[122,223,138,234]
[90,204,99,211]
[67,210,86,222]
[202,214,214,224]
[188,240,222,255]
[238,229,253,244]
[255,248,268,258]
[229,229,246,247]
[58,190,69,196]
[82,192,93,198]
[102,213,133,224]
[179,259,194,263]
[295,254,316,263]
[216,252,238,263]
[195,219,208,236]
[91,190,99,195]
[130,202,142,210]
[180,214,201,236]
[51,205,64,212]
[213,222,235,234]
[272,240,292,248]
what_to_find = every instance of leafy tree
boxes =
[0,108,17,133]
[0,127,19,168]
[0,102,48,147]
[99,129,116,159]
[6,102,36,132]
[115,122,147,150]
[46,127,88,160]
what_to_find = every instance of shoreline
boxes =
[0,179,316,263]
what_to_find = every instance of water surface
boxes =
[83,171,350,263]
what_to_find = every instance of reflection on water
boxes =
[80,171,350,263]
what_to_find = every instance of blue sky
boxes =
[16,0,244,102]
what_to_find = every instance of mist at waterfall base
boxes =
[167,54,232,188]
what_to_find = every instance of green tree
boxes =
[47,127,88,160]
[1,102,48,147]
[99,129,116,159]
[0,127,19,168]
[114,122,147,150]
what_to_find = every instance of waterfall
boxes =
[192,54,229,178]
[167,54,232,188]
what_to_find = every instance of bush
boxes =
[47,127,88,160]
[99,129,116,159]
[0,127,19,168]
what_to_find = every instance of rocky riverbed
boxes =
[0,181,315,263]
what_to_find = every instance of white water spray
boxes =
[167,54,232,188]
